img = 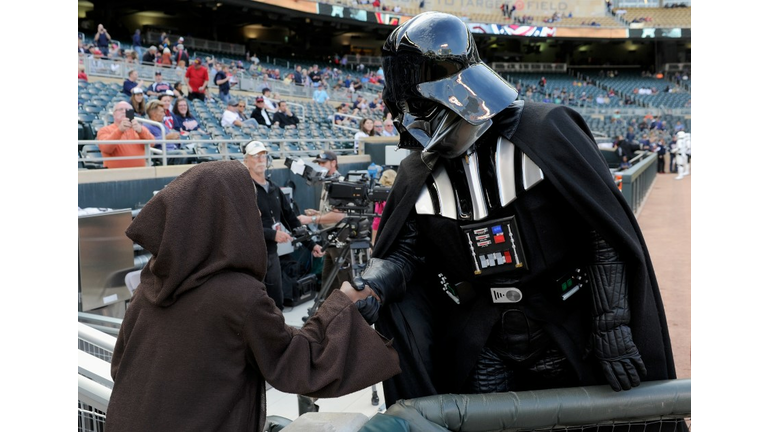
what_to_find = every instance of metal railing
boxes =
[382,379,690,431]
[617,150,658,213]
[79,136,358,168]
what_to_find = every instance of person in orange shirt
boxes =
[97,101,154,168]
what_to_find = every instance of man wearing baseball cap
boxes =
[297,150,352,293]
[147,70,171,97]
[184,57,209,101]
[244,141,324,309]
[250,96,273,127]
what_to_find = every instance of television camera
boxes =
[285,156,392,407]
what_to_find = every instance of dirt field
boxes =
[635,170,691,379]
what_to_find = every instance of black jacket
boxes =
[272,110,300,128]
[372,101,677,403]
[250,107,273,127]
[254,177,314,254]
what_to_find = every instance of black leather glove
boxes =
[587,231,647,391]
[354,296,380,325]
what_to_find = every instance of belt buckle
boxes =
[490,287,523,303]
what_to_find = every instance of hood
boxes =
[126,161,267,307]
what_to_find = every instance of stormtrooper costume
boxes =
[350,12,678,406]
[675,131,691,179]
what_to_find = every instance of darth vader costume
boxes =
[351,12,678,406]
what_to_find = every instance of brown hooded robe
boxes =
[105,161,400,432]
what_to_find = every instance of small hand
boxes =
[297,215,312,225]
[130,119,143,133]
[340,281,379,303]
[312,244,324,258]
[119,118,131,132]
[274,230,292,243]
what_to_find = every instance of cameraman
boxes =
[297,151,352,292]
[245,141,324,310]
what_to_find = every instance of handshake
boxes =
[340,280,381,325]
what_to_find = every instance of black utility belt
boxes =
[462,215,528,277]
[437,269,587,306]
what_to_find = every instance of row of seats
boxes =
[509,72,691,109]
[317,1,691,28]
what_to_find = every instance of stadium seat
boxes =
[80,144,105,169]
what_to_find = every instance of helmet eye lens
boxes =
[406,99,438,118]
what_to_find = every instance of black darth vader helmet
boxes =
[382,11,518,158]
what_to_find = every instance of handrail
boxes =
[79,136,360,167]
[383,379,690,431]
[135,117,166,163]
[79,374,111,413]
[79,322,117,353]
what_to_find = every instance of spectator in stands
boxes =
[214,63,232,105]
[145,99,193,165]
[132,29,143,58]
[173,36,185,53]
[172,81,186,99]
[172,98,204,134]
[381,119,398,137]
[174,44,189,67]
[94,24,111,55]
[261,87,278,111]
[142,46,158,65]
[313,84,330,104]
[625,125,636,144]
[272,101,300,129]
[78,38,87,55]
[129,87,147,117]
[352,77,364,93]
[354,118,375,155]
[250,96,273,127]
[308,64,323,87]
[245,141,324,310]
[222,99,260,128]
[236,100,250,122]
[147,71,171,97]
[78,64,88,82]
[122,70,144,96]
[293,65,304,86]
[333,103,352,126]
[619,155,631,170]
[125,50,139,65]
[97,101,154,168]
[158,91,176,130]
[160,47,172,66]
[372,119,384,136]
[145,99,182,145]
[185,58,209,101]
[352,94,368,112]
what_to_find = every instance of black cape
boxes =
[372,101,677,403]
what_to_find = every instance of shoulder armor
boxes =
[415,136,544,221]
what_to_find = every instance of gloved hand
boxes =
[341,280,382,325]
[355,296,380,325]
[592,324,647,391]
[587,230,646,392]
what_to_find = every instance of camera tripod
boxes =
[298,214,381,412]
